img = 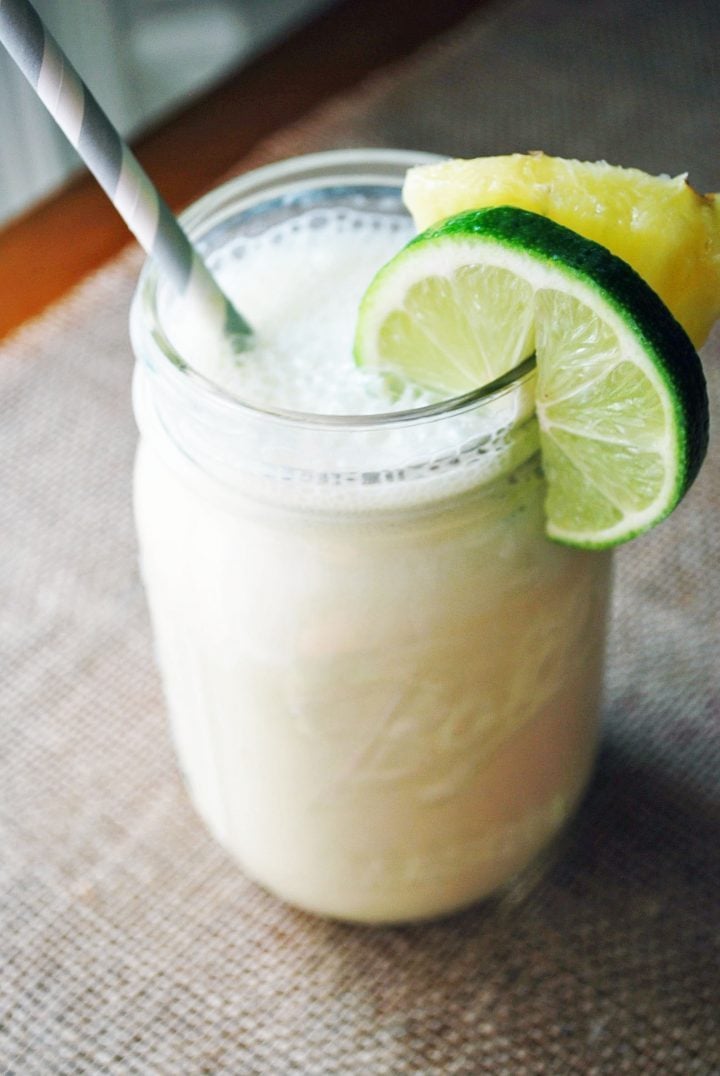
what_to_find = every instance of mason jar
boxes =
[131,149,612,923]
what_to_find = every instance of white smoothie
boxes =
[132,159,611,923]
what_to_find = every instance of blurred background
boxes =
[0,0,335,226]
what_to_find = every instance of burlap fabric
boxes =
[2,0,719,1071]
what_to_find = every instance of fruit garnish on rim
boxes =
[403,152,720,348]
[353,153,713,550]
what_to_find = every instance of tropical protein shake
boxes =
[131,150,709,923]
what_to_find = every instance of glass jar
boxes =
[131,149,611,923]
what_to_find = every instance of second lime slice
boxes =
[354,206,708,548]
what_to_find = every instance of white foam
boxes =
[166,206,433,413]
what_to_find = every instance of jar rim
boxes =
[132,148,537,433]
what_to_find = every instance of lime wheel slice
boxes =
[354,206,709,548]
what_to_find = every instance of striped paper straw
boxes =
[0,0,253,347]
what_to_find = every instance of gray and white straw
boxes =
[0,0,253,347]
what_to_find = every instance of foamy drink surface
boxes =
[166,206,433,414]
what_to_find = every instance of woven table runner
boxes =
[2,0,719,1071]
